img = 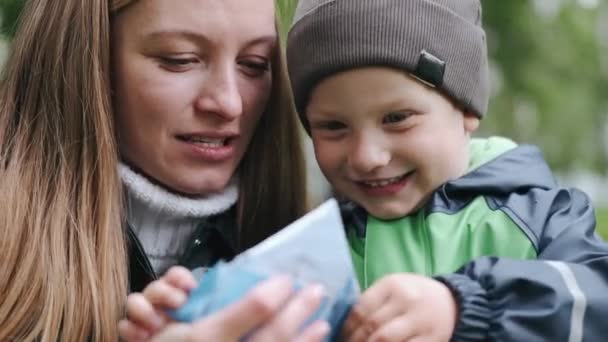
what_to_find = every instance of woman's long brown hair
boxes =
[0,0,307,340]
[237,29,309,250]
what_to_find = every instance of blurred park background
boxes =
[1,0,608,236]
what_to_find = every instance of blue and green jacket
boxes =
[341,137,608,341]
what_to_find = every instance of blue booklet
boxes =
[169,199,360,340]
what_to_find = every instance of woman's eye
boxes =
[159,57,198,70]
[238,59,271,77]
[383,112,410,124]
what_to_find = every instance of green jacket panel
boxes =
[350,197,536,288]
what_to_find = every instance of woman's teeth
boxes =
[185,137,227,147]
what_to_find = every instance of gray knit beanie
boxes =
[287,0,490,131]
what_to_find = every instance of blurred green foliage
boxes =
[0,0,22,37]
[481,0,608,174]
[596,207,608,239]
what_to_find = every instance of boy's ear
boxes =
[463,112,480,134]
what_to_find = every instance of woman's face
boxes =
[112,0,275,195]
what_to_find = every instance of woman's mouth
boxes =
[176,134,236,162]
[177,135,231,147]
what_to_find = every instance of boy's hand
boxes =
[118,266,198,341]
[342,273,457,342]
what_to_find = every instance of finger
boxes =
[162,266,198,292]
[118,319,151,342]
[369,315,417,342]
[342,284,391,341]
[348,322,375,342]
[363,301,404,331]
[405,336,435,342]
[142,279,188,309]
[192,276,294,339]
[126,293,165,332]
[341,306,366,340]
[149,323,193,342]
[249,284,325,341]
[357,281,393,315]
[293,320,331,342]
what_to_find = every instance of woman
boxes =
[0,0,316,340]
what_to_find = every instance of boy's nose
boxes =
[348,137,391,174]
[195,66,243,121]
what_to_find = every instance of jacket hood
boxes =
[445,136,556,196]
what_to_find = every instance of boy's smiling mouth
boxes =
[355,170,416,195]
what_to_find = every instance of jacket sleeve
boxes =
[435,187,608,342]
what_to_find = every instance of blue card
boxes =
[168,199,360,341]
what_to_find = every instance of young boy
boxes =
[286,0,608,341]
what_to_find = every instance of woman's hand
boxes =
[342,273,458,342]
[119,266,330,342]
[150,276,329,342]
[119,266,198,341]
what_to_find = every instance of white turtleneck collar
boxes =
[119,163,238,218]
[119,162,238,275]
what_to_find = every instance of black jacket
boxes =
[127,207,239,292]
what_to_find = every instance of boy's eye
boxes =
[316,120,346,131]
[383,112,410,124]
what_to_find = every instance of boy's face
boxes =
[307,67,479,220]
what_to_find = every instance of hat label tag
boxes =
[411,50,445,88]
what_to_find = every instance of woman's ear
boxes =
[463,112,480,135]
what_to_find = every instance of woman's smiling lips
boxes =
[355,170,416,196]
[176,131,239,162]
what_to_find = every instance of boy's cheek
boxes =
[312,144,342,174]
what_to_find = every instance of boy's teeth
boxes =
[363,175,405,187]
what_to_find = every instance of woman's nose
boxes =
[195,65,243,121]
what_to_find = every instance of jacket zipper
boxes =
[127,225,157,280]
